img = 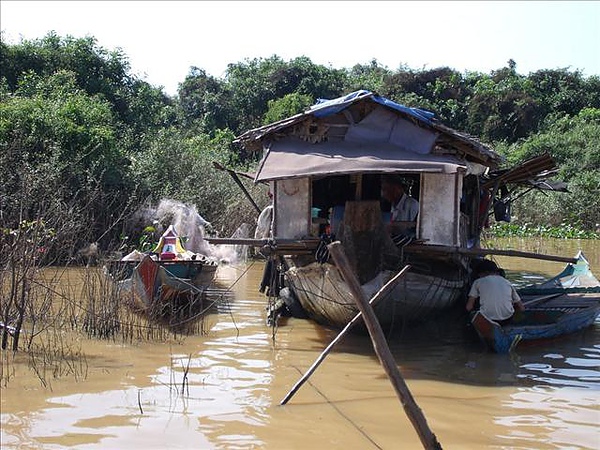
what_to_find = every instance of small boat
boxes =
[128,255,217,317]
[470,252,600,353]
[110,225,218,318]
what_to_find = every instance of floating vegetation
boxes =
[485,222,599,240]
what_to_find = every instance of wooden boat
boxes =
[127,255,217,317]
[471,252,600,353]
[220,90,571,330]
[110,225,218,317]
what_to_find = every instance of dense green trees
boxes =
[263,92,314,124]
[1,32,599,263]
[178,67,233,133]
[0,69,130,249]
[495,108,600,229]
[1,33,181,259]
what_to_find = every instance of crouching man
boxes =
[466,259,525,325]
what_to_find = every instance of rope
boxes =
[291,364,383,449]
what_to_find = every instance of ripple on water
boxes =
[493,339,600,450]
[516,342,600,389]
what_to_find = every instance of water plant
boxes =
[485,221,599,240]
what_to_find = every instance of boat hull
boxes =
[285,261,466,330]
[109,258,216,285]
[471,296,600,353]
[114,256,218,318]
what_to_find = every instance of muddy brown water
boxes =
[1,238,599,449]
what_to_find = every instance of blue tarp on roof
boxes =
[310,90,436,125]
[234,88,501,168]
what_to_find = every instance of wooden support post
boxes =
[280,264,412,406]
[328,241,443,450]
[213,161,262,214]
[480,180,500,229]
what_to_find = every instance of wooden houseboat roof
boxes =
[234,90,503,182]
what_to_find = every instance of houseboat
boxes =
[227,90,567,330]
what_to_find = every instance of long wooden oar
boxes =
[280,264,411,406]
[522,292,564,307]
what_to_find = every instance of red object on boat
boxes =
[160,242,177,260]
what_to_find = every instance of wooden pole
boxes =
[205,237,270,246]
[280,264,411,406]
[213,161,262,214]
[328,242,443,450]
[522,292,563,307]
[205,237,320,247]
[404,244,578,264]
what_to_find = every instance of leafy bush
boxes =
[495,108,600,230]
[129,128,269,237]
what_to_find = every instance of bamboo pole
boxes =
[280,264,411,406]
[328,242,443,450]
[213,161,262,214]
[404,244,577,264]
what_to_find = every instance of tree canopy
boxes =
[1,32,599,262]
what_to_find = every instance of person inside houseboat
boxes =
[380,175,419,240]
[466,259,525,325]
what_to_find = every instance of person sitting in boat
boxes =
[466,259,525,325]
[381,175,419,240]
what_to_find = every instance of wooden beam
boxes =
[404,244,577,264]
[205,238,270,246]
[205,237,320,248]
[328,242,443,450]
[213,161,262,214]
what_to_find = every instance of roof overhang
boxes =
[254,138,467,182]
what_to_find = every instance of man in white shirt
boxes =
[381,176,419,222]
[466,259,525,325]
[381,175,419,238]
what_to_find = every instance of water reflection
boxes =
[498,356,599,450]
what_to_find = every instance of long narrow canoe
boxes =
[471,252,600,353]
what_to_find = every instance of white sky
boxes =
[2,1,599,96]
